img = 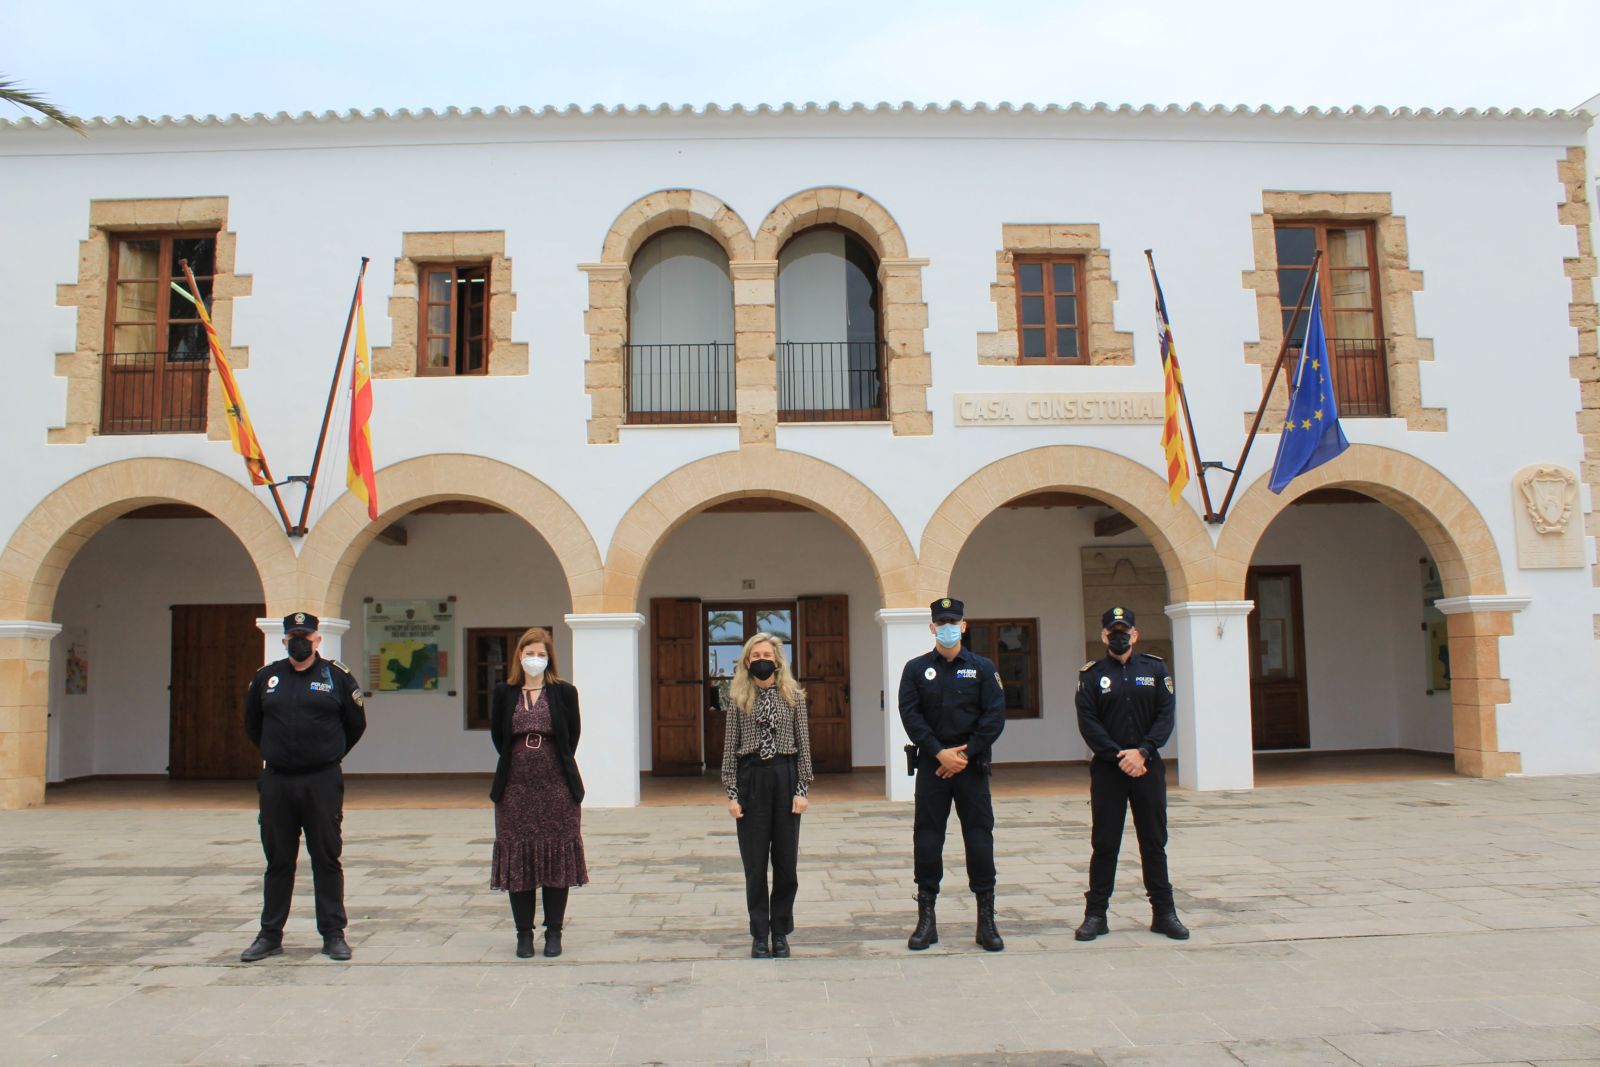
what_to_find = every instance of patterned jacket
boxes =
[720,685,815,799]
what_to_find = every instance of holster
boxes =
[903,743,918,776]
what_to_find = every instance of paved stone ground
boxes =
[2,774,1598,1066]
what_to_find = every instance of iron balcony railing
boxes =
[626,342,735,424]
[777,340,885,422]
[1289,337,1390,418]
[99,351,209,434]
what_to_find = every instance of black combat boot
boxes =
[907,891,939,950]
[543,928,563,957]
[1074,913,1109,941]
[975,891,1004,952]
[515,932,535,958]
[1150,911,1190,940]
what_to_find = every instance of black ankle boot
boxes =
[975,891,1004,952]
[543,929,563,957]
[1075,913,1109,941]
[1151,911,1190,940]
[515,932,534,958]
[907,892,939,950]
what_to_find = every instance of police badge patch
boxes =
[1165,677,1174,694]
[1099,676,1111,690]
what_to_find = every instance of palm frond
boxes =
[0,76,86,134]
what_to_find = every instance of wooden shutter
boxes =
[649,597,703,776]
[797,594,851,772]
[169,603,267,779]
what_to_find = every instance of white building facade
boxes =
[1,102,1596,811]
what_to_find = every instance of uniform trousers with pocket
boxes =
[257,763,346,939]
[913,756,996,895]
[1085,757,1173,915]
[735,754,802,939]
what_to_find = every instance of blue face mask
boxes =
[935,623,963,649]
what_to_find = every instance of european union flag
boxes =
[1268,279,1348,493]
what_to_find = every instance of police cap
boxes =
[1101,606,1135,630]
[930,597,964,622]
[283,611,320,634]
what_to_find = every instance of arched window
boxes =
[627,229,735,423]
[776,226,884,421]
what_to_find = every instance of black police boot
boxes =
[515,932,535,958]
[751,935,771,958]
[771,933,791,958]
[975,891,1005,952]
[239,935,282,963]
[907,892,939,950]
[1074,914,1109,941]
[321,934,352,961]
[1151,911,1190,940]
[543,928,563,958]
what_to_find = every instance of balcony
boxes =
[777,341,885,423]
[99,351,209,435]
[626,343,735,425]
[1290,337,1390,418]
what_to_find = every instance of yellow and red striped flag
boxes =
[170,281,271,485]
[346,279,379,521]
[1151,267,1191,504]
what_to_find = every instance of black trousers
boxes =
[1086,757,1174,915]
[735,754,801,939]
[913,757,995,895]
[257,764,346,939]
[509,887,569,932]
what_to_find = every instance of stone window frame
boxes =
[372,232,526,380]
[51,197,251,445]
[978,224,1134,367]
[1242,191,1443,431]
[1556,147,1600,615]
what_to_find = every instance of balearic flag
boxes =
[346,279,379,521]
[1151,267,1190,503]
[169,281,270,485]
[1269,276,1349,493]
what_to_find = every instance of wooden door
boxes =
[169,603,267,779]
[650,598,703,776]
[797,594,851,772]
[1246,567,1310,749]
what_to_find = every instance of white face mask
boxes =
[521,655,548,679]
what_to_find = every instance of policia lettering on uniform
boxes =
[897,597,1007,952]
[240,612,367,963]
[1073,606,1190,941]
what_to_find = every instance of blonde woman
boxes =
[721,632,814,958]
[489,627,588,959]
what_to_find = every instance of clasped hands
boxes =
[1117,748,1148,777]
[935,745,969,778]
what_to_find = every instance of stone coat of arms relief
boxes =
[1511,464,1584,568]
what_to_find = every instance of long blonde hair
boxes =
[506,626,564,686]
[728,632,804,713]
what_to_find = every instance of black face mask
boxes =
[287,636,314,662]
[748,659,778,681]
[1107,631,1132,655]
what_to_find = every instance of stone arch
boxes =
[0,458,296,620]
[600,188,755,265]
[299,454,605,617]
[1214,444,1517,777]
[917,446,1214,605]
[754,186,909,261]
[601,450,919,612]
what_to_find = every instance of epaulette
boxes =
[1142,652,1164,662]
[1080,661,1096,672]
[331,658,353,674]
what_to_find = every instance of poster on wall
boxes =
[63,625,88,695]
[1421,561,1450,692]
[363,599,455,693]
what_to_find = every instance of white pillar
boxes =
[1164,601,1255,791]
[255,617,352,666]
[877,607,932,802]
[565,612,646,808]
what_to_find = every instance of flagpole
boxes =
[178,259,296,535]
[1144,250,1218,523]
[1215,249,1323,520]
[295,257,370,536]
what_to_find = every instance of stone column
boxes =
[1164,601,1255,791]
[731,260,778,447]
[877,607,932,802]
[255,617,353,667]
[0,621,62,810]
[1434,594,1531,777]
[565,612,647,807]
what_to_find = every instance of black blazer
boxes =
[489,680,584,805]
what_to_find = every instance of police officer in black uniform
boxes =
[239,612,367,962]
[1073,606,1189,941]
[897,597,1007,952]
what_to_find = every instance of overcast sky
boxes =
[4,0,1597,122]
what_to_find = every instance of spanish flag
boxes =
[170,280,271,485]
[346,279,379,522]
[1150,267,1191,504]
